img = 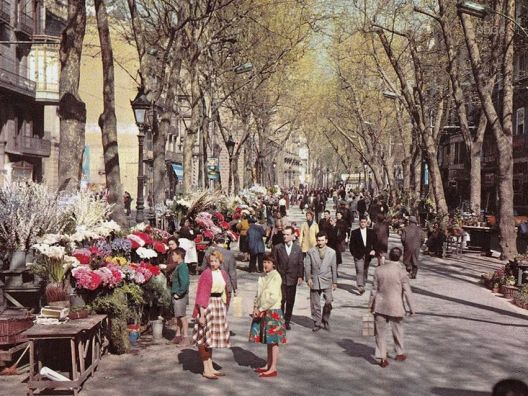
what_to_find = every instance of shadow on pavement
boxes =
[419,312,528,327]
[337,339,377,365]
[231,346,266,369]
[337,282,360,295]
[430,387,488,396]
[177,348,202,374]
[291,314,314,329]
[413,287,528,321]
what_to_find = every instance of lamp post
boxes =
[131,87,151,224]
[326,167,330,188]
[355,166,360,190]
[226,135,236,195]
[233,62,254,74]
[457,1,528,38]
[362,162,368,193]
[272,160,277,186]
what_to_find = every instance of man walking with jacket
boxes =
[272,226,304,330]
[305,232,337,332]
[401,216,425,279]
[369,247,416,367]
[349,216,376,294]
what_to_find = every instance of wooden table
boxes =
[22,314,108,396]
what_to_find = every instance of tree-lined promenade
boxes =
[52,0,526,261]
[3,205,526,395]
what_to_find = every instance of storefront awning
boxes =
[171,163,184,179]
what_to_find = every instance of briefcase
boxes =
[362,313,375,337]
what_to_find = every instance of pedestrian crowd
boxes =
[158,184,435,379]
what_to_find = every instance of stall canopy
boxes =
[171,163,184,181]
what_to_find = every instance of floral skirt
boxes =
[249,309,287,345]
[193,297,230,348]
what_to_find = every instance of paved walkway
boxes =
[3,205,527,395]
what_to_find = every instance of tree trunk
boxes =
[411,147,421,198]
[153,66,179,206]
[58,0,87,192]
[183,68,201,193]
[495,133,516,258]
[153,115,168,204]
[94,0,126,226]
[424,136,448,214]
[469,141,482,214]
[402,157,411,193]
[232,153,241,194]
[459,4,516,259]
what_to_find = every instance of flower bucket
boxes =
[128,330,140,346]
[9,251,26,271]
[69,291,87,309]
[151,319,163,341]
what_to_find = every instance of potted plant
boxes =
[500,276,518,299]
[492,282,500,294]
[31,244,77,307]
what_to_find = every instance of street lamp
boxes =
[457,1,488,18]
[131,87,151,224]
[457,1,528,38]
[226,135,236,195]
[383,90,400,99]
[233,62,254,74]
[272,161,277,185]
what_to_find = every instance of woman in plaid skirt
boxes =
[192,251,231,379]
[249,253,286,378]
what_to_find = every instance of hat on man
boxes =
[409,216,417,224]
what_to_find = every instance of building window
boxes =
[517,107,525,135]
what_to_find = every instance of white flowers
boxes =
[176,198,192,208]
[136,247,158,259]
[94,220,121,237]
[32,243,66,260]
[63,255,80,268]
[131,223,148,232]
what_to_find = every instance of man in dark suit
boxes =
[349,215,376,294]
[272,226,304,330]
[357,196,367,217]
[318,210,332,234]
[401,216,425,279]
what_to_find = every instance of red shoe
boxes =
[254,367,268,373]
[395,354,407,362]
[259,371,278,378]
[379,359,389,368]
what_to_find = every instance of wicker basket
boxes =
[0,309,33,345]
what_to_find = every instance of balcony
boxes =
[15,11,33,36]
[0,0,10,24]
[0,65,36,97]
[6,134,51,157]
[30,43,60,102]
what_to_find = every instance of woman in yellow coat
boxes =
[299,211,319,253]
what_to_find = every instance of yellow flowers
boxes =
[104,256,128,266]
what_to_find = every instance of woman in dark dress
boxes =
[373,213,389,265]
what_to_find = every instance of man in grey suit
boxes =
[401,216,425,279]
[369,247,416,368]
[200,236,237,295]
[305,232,337,332]
[272,226,304,330]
